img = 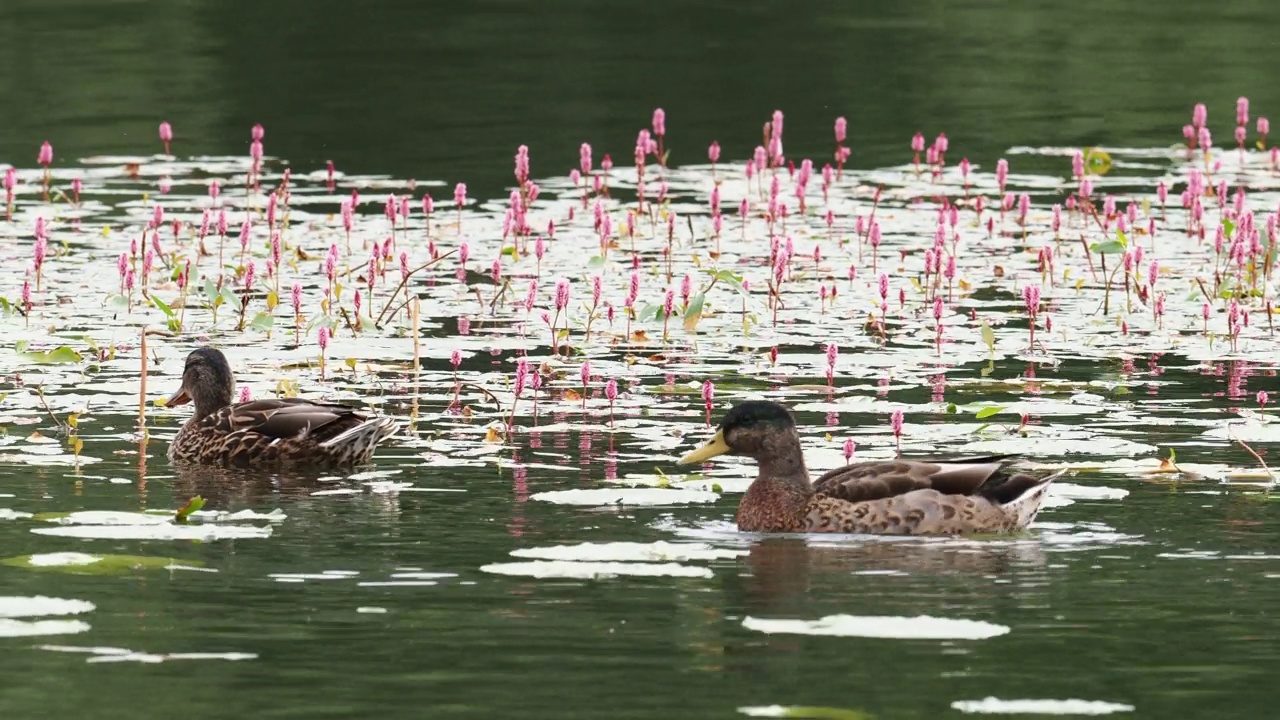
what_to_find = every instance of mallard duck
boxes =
[677,400,1062,535]
[163,347,398,468]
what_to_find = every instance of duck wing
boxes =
[802,487,1039,535]
[220,398,371,443]
[812,454,1045,506]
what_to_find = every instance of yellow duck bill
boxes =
[678,429,731,464]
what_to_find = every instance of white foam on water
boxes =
[950,697,1134,715]
[0,596,96,618]
[0,619,93,638]
[32,524,273,540]
[480,560,713,579]
[27,553,102,567]
[510,541,745,563]
[742,614,1009,640]
[530,488,719,506]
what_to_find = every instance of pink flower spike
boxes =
[1193,103,1207,129]
[38,141,53,167]
[890,410,904,437]
[237,385,252,404]
[454,183,467,209]
[554,277,570,311]
[652,108,666,136]
[450,349,462,369]
[911,132,925,153]
[1258,117,1270,137]
[842,438,855,463]
[159,122,173,154]
[580,360,591,389]
[318,326,330,351]
[701,380,714,406]
[1237,97,1249,126]
[1259,391,1269,408]
[708,141,721,164]
[605,379,618,402]
[834,117,847,144]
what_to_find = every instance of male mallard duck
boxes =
[677,400,1062,535]
[163,347,398,468]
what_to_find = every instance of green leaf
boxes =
[15,341,84,365]
[105,294,130,310]
[974,405,1005,419]
[1166,447,1177,463]
[219,286,241,312]
[587,256,606,271]
[946,403,958,414]
[1089,240,1126,255]
[683,292,706,332]
[149,294,176,318]
[1,553,205,575]
[174,496,206,524]
[249,311,274,331]
[1222,218,1236,241]
[980,321,996,354]
[203,278,218,303]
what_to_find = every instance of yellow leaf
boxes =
[66,413,79,428]
[483,426,501,443]
[344,358,357,371]
[267,290,279,311]
[275,379,299,398]
[563,388,582,402]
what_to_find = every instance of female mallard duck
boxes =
[677,400,1062,535]
[163,347,398,469]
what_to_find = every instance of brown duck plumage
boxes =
[677,400,1062,535]
[164,347,398,469]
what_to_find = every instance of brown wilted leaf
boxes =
[630,330,649,342]
[563,389,582,402]
[483,426,501,442]
[124,163,141,178]
[992,266,1005,277]
[648,353,668,363]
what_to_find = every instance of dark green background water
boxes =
[4,0,1279,196]
[4,2,1280,719]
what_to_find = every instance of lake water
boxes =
[2,2,1280,719]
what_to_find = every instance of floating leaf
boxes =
[1083,146,1113,175]
[974,405,1006,420]
[15,342,83,365]
[1,553,205,575]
